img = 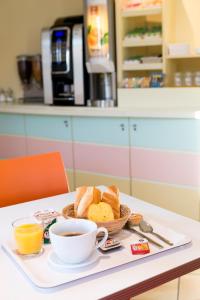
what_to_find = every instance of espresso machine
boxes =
[41,16,89,106]
[84,0,117,107]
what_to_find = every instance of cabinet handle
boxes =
[64,120,69,127]
[120,123,125,131]
[132,124,137,131]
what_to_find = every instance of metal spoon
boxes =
[125,220,164,249]
[139,220,174,246]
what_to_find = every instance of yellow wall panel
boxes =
[75,171,131,195]
[66,169,74,192]
[132,180,200,220]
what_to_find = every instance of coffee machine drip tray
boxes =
[53,98,75,106]
[87,99,115,108]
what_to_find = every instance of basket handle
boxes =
[96,227,108,249]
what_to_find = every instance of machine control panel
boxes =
[51,28,70,73]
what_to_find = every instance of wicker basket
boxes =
[62,203,131,235]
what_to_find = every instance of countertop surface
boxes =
[0,103,200,119]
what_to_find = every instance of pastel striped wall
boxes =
[130,118,200,219]
[0,113,26,158]
[133,180,200,220]
[24,115,74,190]
[72,117,131,194]
[0,135,26,158]
[25,115,74,190]
[1,113,200,219]
[131,148,200,187]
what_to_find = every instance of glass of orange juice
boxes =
[12,217,44,255]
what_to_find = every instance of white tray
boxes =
[2,219,191,288]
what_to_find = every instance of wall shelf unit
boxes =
[116,0,200,89]
[116,0,163,88]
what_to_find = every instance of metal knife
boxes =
[127,225,164,249]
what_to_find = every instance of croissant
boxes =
[101,185,120,219]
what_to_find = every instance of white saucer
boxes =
[48,250,100,270]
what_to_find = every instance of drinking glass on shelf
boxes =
[0,89,6,103]
[5,88,14,103]
[194,72,200,87]
[174,72,182,87]
[184,72,193,87]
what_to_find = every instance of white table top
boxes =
[1,189,200,300]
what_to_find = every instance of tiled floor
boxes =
[133,271,200,300]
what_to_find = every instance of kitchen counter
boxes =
[0,103,200,119]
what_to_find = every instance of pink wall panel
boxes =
[26,138,73,169]
[0,136,26,158]
[131,147,200,187]
[74,142,130,178]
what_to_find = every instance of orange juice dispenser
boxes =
[84,0,116,107]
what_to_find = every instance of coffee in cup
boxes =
[49,219,108,264]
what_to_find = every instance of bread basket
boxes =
[62,204,131,235]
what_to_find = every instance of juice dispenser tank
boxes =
[84,0,116,107]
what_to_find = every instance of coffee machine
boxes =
[84,0,117,107]
[17,54,43,102]
[41,16,89,106]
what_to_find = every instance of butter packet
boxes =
[34,210,60,244]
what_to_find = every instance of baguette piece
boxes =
[77,186,101,218]
[74,186,87,217]
[102,185,120,219]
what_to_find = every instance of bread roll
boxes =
[102,185,120,219]
[77,186,101,218]
[74,186,87,217]
[88,202,114,222]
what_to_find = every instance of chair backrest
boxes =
[0,152,70,207]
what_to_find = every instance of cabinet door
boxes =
[0,113,26,158]
[130,118,200,220]
[25,115,74,190]
[72,117,130,194]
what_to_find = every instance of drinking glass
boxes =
[12,217,43,255]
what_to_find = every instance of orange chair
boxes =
[0,152,70,207]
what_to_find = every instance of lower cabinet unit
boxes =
[1,111,200,221]
[130,118,200,220]
[24,115,74,190]
[72,117,131,194]
[0,113,26,158]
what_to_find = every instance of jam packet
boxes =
[99,237,122,252]
[130,238,150,255]
[34,210,60,244]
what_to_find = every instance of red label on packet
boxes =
[130,239,150,255]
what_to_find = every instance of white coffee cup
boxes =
[49,219,108,264]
